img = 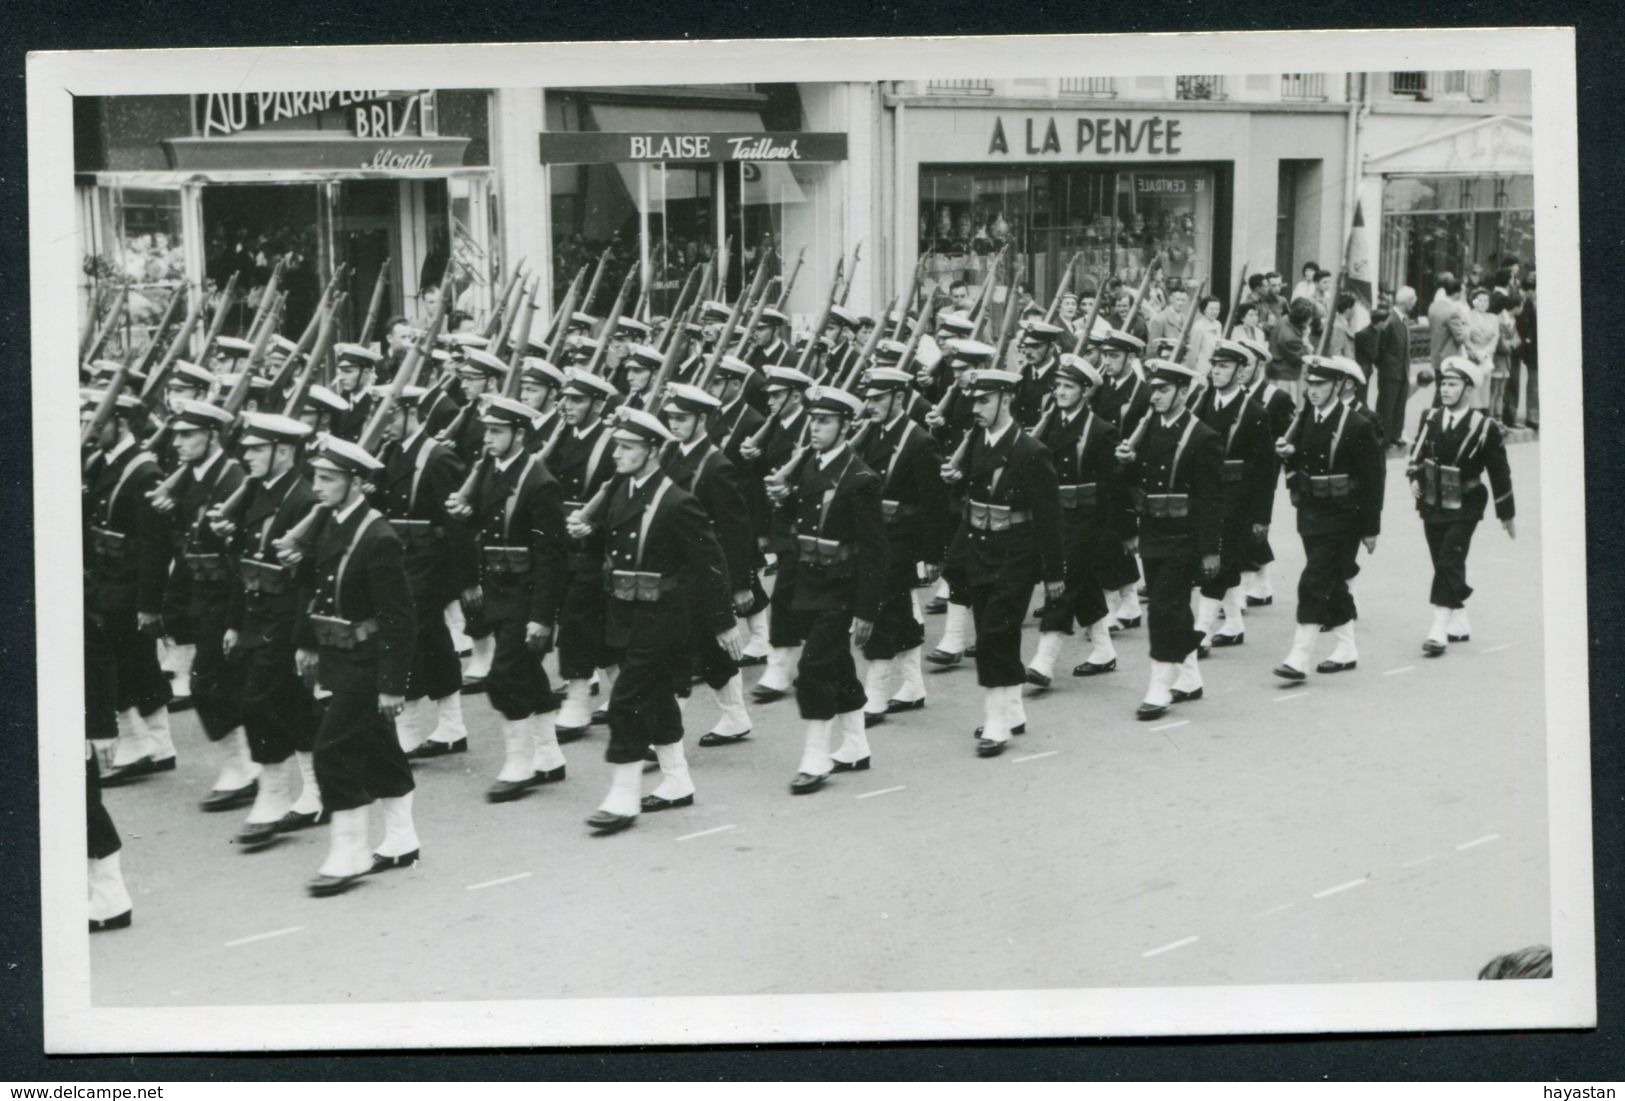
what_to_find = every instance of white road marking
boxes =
[1312,877,1369,899]
[225,926,304,948]
[1483,644,1514,654]
[1401,854,1439,869]
[1382,666,1415,676]
[1455,833,1501,851]
[1141,935,1200,958]
[1273,691,1308,703]
[1011,750,1059,763]
[465,872,533,891]
[1258,903,1296,917]
[855,785,906,800]
[1149,720,1190,732]
[676,825,737,842]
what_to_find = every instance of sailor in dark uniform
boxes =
[823,305,864,385]
[921,338,994,655]
[293,384,352,441]
[745,307,793,372]
[1025,353,1128,686]
[517,356,568,451]
[941,366,1065,755]
[212,412,327,846]
[1271,356,1386,681]
[1407,357,1516,656]
[546,367,623,739]
[1012,320,1065,428]
[1189,339,1277,653]
[372,387,477,760]
[704,355,772,663]
[1236,335,1293,607]
[855,367,949,724]
[81,389,177,785]
[447,396,570,801]
[329,343,384,442]
[438,348,508,466]
[617,343,662,412]
[287,436,418,896]
[1090,328,1151,632]
[569,408,737,833]
[657,383,758,745]
[1114,359,1224,720]
[766,386,887,793]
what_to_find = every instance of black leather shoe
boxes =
[275,808,327,832]
[591,709,609,725]
[1447,633,1470,643]
[763,560,779,577]
[925,648,963,667]
[200,780,258,813]
[886,697,926,714]
[1316,659,1358,673]
[485,777,535,803]
[698,730,750,747]
[1171,686,1204,703]
[640,793,694,812]
[533,765,567,784]
[1211,633,1245,647]
[1197,642,1211,659]
[975,738,1006,758]
[460,677,487,695]
[863,711,887,728]
[100,756,159,787]
[370,849,420,873]
[307,872,364,897]
[1072,658,1117,676]
[89,910,132,932]
[965,643,978,657]
[1114,615,1142,630]
[736,653,767,667]
[586,811,637,834]
[925,597,948,614]
[831,757,870,773]
[750,685,790,703]
[406,737,467,759]
[556,724,590,744]
[235,821,280,849]
[1246,595,1273,607]
[789,771,827,795]
[1025,668,1052,689]
[1136,701,1169,721]
[1422,639,1447,657]
[1273,664,1307,681]
[167,696,194,713]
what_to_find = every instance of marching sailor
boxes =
[1090,328,1152,632]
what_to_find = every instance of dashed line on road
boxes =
[676,825,737,842]
[1012,750,1059,763]
[1483,644,1514,654]
[1257,903,1296,917]
[465,872,532,891]
[855,785,906,800]
[1141,935,1200,959]
[1401,854,1439,869]
[1273,692,1308,703]
[1382,666,1415,676]
[1149,720,1190,732]
[225,926,304,948]
[1455,833,1501,851]
[1312,877,1368,900]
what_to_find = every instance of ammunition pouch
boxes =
[966,500,1031,531]
[1222,460,1247,485]
[89,526,128,560]
[1308,474,1354,500]
[1137,492,1191,519]
[880,499,921,523]
[184,552,230,584]
[605,569,676,603]
[1420,461,1462,510]
[309,614,379,651]
[390,519,442,548]
[796,534,858,577]
[1057,483,1098,510]
[482,545,532,576]
[239,557,289,597]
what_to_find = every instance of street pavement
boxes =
[88,439,1548,1007]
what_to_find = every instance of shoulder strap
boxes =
[1169,414,1199,486]
[105,451,157,524]
[503,454,541,540]
[1327,403,1352,469]
[881,422,916,490]
[335,509,383,611]
[817,450,857,536]
[408,437,439,512]
[1075,410,1095,464]
[634,477,674,569]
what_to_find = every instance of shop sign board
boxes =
[538,131,848,164]
[162,135,471,172]
[988,115,1188,157]
[196,91,431,139]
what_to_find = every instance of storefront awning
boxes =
[586,104,809,207]
[1364,115,1533,176]
[160,133,474,174]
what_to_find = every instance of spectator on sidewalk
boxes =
[1517,269,1538,429]
[1375,287,1415,447]
[1427,273,1469,378]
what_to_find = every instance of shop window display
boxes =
[1380,174,1535,303]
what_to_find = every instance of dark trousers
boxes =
[968,577,1032,687]
[242,643,313,765]
[1425,519,1478,608]
[1040,525,1110,632]
[103,610,170,717]
[486,618,556,720]
[406,597,462,702]
[1095,536,1141,591]
[691,622,737,691]
[768,555,808,647]
[1377,373,1409,444]
[1502,358,1523,424]
[605,619,685,765]
[1198,517,1248,600]
[189,597,244,741]
[862,559,924,661]
[1296,533,1362,627]
[557,570,614,680]
[84,613,118,743]
[1143,551,1204,663]
[794,606,865,719]
[87,752,120,860]
[311,663,415,813]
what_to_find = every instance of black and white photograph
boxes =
[26,28,1593,1051]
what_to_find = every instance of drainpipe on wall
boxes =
[892,86,907,308]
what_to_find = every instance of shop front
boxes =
[1357,115,1535,304]
[74,89,496,348]
[887,95,1351,314]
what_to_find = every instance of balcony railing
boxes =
[1059,76,1116,97]
[1389,70,1500,102]
[1281,73,1327,100]
[926,79,993,95]
[1175,75,1225,101]
[1391,71,1429,97]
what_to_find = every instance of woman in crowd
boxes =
[1187,294,1224,375]
[1462,286,1501,413]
